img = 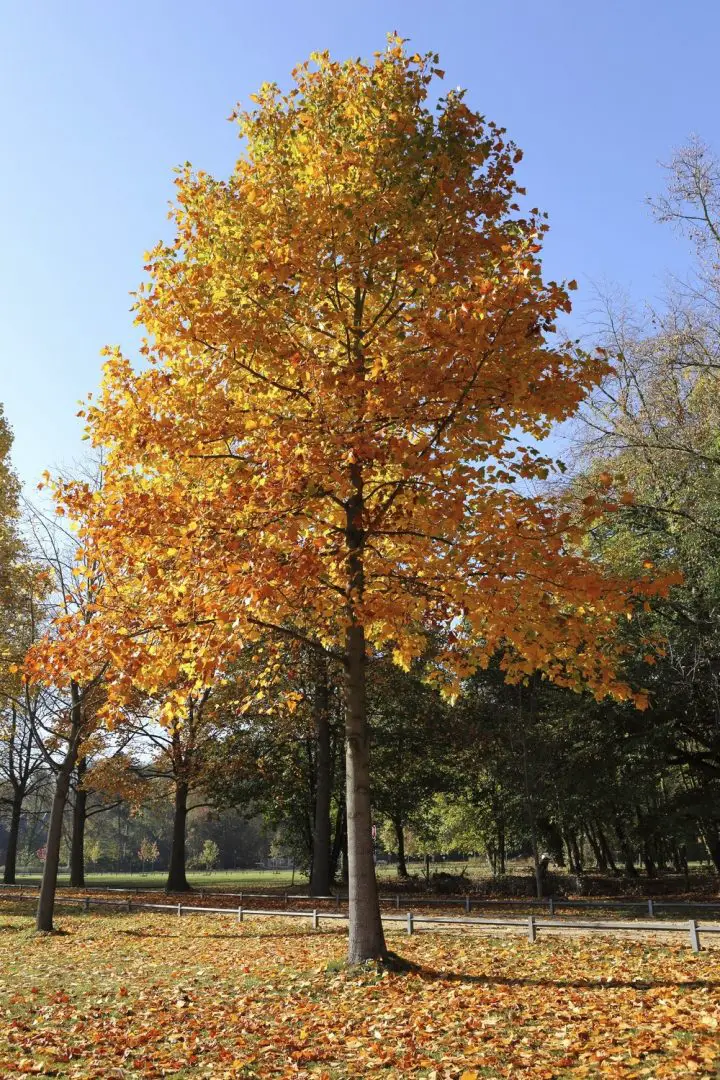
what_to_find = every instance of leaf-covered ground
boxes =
[1,909,718,1078]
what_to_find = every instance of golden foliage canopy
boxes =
[33,40,672,711]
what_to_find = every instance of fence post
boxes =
[312,909,319,930]
[126,899,132,914]
[84,897,90,913]
[406,912,414,936]
[237,907,243,923]
[689,920,701,953]
[396,894,400,910]
[528,915,537,943]
[549,896,555,917]
[648,899,654,917]
[177,904,182,917]
[465,895,471,914]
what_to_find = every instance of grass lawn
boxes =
[1,907,719,1078]
[6,862,478,893]
[8,869,310,891]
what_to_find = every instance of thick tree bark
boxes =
[69,757,88,888]
[345,620,386,962]
[166,780,190,892]
[393,816,408,878]
[343,446,386,963]
[3,786,25,884]
[309,653,332,897]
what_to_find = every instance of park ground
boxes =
[1,908,719,1078]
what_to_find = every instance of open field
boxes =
[2,908,719,1078]
[6,869,310,891]
[4,863,482,892]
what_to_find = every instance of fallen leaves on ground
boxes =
[1,909,718,1078]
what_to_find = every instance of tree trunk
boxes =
[596,823,617,873]
[393,816,408,878]
[672,843,689,877]
[69,757,88,888]
[585,822,607,872]
[614,822,638,877]
[701,826,720,874]
[567,831,583,874]
[3,786,25,884]
[166,781,190,892]
[344,449,386,963]
[36,763,73,932]
[345,620,386,962]
[36,681,82,932]
[641,842,657,878]
[309,653,332,897]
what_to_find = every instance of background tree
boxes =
[138,836,159,874]
[369,658,456,878]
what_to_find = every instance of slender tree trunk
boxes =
[641,842,656,878]
[672,843,689,876]
[585,822,607,872]
[596,823,617,872]
[614,822,638,877]
[701,827,720,874]
[393,816,408,878]
[498,819,506,876]
[309,653,332,897]
[69,757,88,888]
[36,764,73,932]
[36,681,82,932]
[166,781,190,892]
[567,831,583,874]
[3,786,25,884]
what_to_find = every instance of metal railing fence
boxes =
[1,889,718,952]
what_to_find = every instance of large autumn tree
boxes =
[48,40,667,961]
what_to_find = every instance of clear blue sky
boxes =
[2,0,718,491]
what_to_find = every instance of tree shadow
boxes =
[408,964,720,991]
